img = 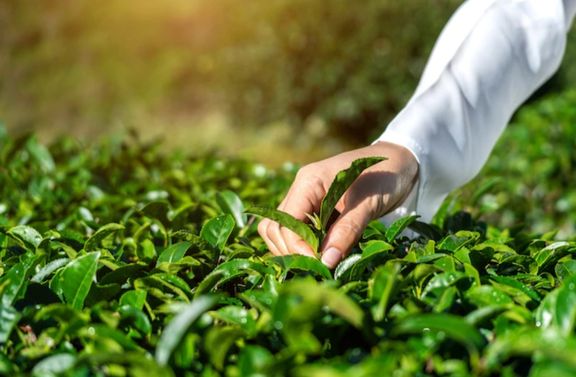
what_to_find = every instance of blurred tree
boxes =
[1,0,574,147]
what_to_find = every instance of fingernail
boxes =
[321,247,342,268]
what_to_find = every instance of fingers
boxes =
[257,218,316,257]
[257,167,326,257]
[320,202,373,269]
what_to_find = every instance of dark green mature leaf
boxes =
[270,254,332,280]
[195,259,275,296]
[216,190,246,228]
[246,207,319,253]
[319,157,386,230]
[7,225,43,250]
[200,215,235,251]
[385,215,419,242]
[156,296,217,366]
[0,255,37,306]
[50,252,100,310]
[84,223,125,251]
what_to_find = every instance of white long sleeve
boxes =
[378,0,576,223]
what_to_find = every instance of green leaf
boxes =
[369,263,400,322]
[120,290,147,310]
[216,190,246,228]
[392,313,485,350]
[280,278,365,329]
[490,274,541,304]
[118,305,152,336]
[200,215,235,251]
[31,258,69,283]
[155,296,217,366]
[26,137,55,173]
[270,254,332,280]
[50,252,100,310]
[31,353,76,377]
[195,259,275,297]
[7,225,43,250]
[537,274,576,336]
[84,223,125,251]
[385,215,419,242]
[205,326,243,370]
[485,328,576,371]
[0,255,37,306]
[319,157,386,229]
[246,207,319,253]
[0,304,20,344]
[156,241,193,266]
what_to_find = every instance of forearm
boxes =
[377,0,576,221]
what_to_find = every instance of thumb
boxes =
[320,204,372,269]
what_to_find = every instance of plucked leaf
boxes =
[246,207,319,253]
[319,157,386,229]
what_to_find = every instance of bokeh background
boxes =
[2,0,576,235]
[0,1,552,160]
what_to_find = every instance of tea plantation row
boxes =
[1,115,576,376]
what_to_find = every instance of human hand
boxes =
[257,141,419,268]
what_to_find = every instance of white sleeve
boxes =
[377,0,576,223]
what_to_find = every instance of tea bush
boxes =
[1,113,576,376]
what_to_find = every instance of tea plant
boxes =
[1,128,576,376]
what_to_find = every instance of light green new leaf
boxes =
[205,326,244,370]
[319,157,386,230]
[156,241,193,266]
[31,258,69,283]
[200,215,235,251]
[156,296,217,366]
[7,225,43,251]
[84,223,125,251]
[50,252,100,310]
[246,207,319,254]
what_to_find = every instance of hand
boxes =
[257,141,419,268]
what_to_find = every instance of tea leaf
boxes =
[156,296,217,366]
[246,207,319,253]
[200,215,235,251]
[7,225,43,250]
[319,157,386,230]
[50,251,100,310]
[84,223,125,251]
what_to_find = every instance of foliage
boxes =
[0,0,462,144]
[1,126,576,376]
